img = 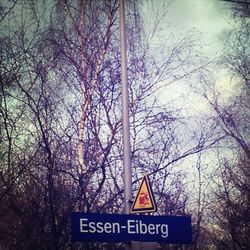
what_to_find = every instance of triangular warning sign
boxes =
[130,175,157,214]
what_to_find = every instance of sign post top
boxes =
[130,175,157,214]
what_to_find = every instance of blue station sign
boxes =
[71,213,192,244]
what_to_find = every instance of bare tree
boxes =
[0,0,215,249]
[201,8,250,249]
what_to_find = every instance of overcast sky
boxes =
[140,0,239,193]
[143,0,234,56]
[141,0,237,113]
[168,0,232,38]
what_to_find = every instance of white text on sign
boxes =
[80,218,169,238]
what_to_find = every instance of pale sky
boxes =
[140,3,239,202]
[143,0,234,56]
[141,0,239,196]
[142,0,237,113]
[167,0,232,37]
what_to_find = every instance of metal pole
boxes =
[119,0,132,215]
[120,1,132,248]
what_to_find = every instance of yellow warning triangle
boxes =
[130,175,157,214]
